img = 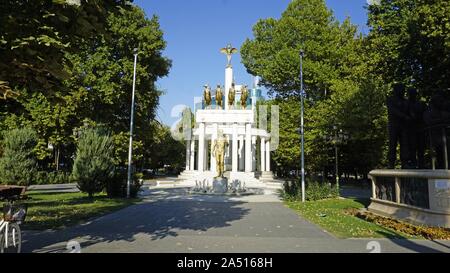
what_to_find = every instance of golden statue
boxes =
[212,130,229,178]
[203,84,211,108]
[220,44,238,68]
[240,85,248,109]
[0,81,19,100]
[228,83,235,108]
[215,85,223,109]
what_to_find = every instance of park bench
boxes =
[0,186,28,223]
[0,186,27,200]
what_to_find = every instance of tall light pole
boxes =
[300,50,306,203]
[333,125,340,194]
[127,48,138,198]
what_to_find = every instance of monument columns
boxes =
[225,67,233,110]
[186,140,191,171]
[252,136,257,172]
[198,123,205,172]
[238,135,245,171]
[204,139,209,171]
[245,123,252,172]
[261,137,266,172]
[232,123,238,172]
[190,139,195,171]
[210,124,218,173]
[266,140,271,172]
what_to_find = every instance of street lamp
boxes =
[300,50,306,203]
[127,48,138,198]
[333,126,340,193]
[325,125,349,195]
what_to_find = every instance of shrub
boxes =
[34,171,48,185]
[106,170,143,198]
[33,171,71,185]
[305,181,339,201]
[282,180,339,201]
[71,128,115,198]
[47,171,71,184]
[0,127,38,186]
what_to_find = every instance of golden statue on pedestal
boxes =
[215,85,223,109]
[228,83,236,108]
[212,130,228,178]
[240,85,249,109]
[203,84,211,108]
[220,44,238,68]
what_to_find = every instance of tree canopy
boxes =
[242,0,395,178]
[0,1,173,176]
[366,0,450,99]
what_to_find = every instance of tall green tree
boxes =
[366,0,450,98]
[242,0,389,178]
[66,4,171,168]
[241,0,361,100]
[1,3,171,172]
[0,0,128,100]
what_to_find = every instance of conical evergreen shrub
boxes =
[72,128,114,197]
[0,127,38,186]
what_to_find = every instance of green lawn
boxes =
[16,191,140,230]
[286,198,417,239]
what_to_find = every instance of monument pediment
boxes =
[196,109,254,124]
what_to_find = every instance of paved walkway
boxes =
[22,187,450,253]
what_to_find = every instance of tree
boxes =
[0,128,38,186]
[71,128,114,197]
[243,0,389,179]
[0,3,171,173]
[241,0,361,100]
[147,123,185,173]
[64,4,171,168]
[0,0,128,100]
[366,0,450,99]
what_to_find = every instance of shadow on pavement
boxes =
[376,230,445,253]
[22,197,250,253]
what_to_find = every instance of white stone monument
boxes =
[177,45,280,192]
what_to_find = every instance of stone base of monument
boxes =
[189,175,265,196]
[212,177,228,194]
[368,169,450,228]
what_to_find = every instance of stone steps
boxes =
[259,171,276,181]
[175,170,285,193]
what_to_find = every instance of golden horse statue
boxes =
[203,84,211,108]
[228,83,236,108]
[240,85,248,109]
[215,85,223,109]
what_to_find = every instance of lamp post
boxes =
[325,125,348,195]
[127,48,138,198]
[300,50,306,203]
[333,126,340,193]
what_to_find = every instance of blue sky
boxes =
[134,0,370,127]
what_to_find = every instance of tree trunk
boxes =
[55,146,60,171]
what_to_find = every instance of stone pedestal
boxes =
[213,177,228,194]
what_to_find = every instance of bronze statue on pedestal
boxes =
[203,84,211,109]
[212,130,228,178]
[240,85,248,109]
[228,83,236,108]
[216,85,223,109]
[220,44,238,68]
